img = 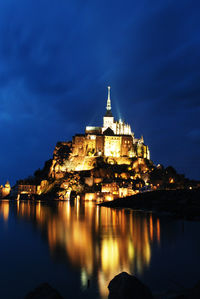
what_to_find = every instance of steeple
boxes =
[104,86,113,117]
[106,86,111,111]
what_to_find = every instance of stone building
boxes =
[72,86,150,160]
[50,86,150,175]
[17,184,37,194]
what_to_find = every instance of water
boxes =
[0,199,200,299]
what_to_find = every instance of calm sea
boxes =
[0,199,200,298]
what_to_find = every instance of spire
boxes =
[106,86,111,111]
[104,86,113,117]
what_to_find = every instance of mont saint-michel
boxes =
[1,1,200,298]
[1,87,199,205]
[0,87,200,299]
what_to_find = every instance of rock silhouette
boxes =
[108,272,153,299]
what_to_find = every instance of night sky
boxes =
[0,0,200,185]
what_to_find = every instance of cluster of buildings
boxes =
[72,86,150,161]
[3,87,199,201]
[84,181,138,202]
[51,86,150,176]
[16,87,152,201]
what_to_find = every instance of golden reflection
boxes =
[0,200,9,221]
[101,239,119,273]
[150,214,153,241]
[3,200,162,299]
[157,218,160,244]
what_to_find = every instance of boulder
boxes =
[188,280,200,298]
[108,272,153,299]
[176,280,200,299]
[25,283,63,299]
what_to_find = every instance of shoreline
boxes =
[2,188,200,221]
[99,188,200,221]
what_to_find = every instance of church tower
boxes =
[106,86,111,111]
[102,86,116,133]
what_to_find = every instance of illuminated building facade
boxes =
[72,86,150,160]
[0,181,11,198]
[50,87,150,175]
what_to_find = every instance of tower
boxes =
[103,86,116,133]
[106,86,111,111]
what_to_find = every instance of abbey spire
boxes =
[106,86,111,111]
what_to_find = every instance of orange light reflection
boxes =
[8,200,162,299]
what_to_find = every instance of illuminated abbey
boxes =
[15,87,197,200]
[72,86,150,160]
[16,87,198,200]
[51,86,150,174]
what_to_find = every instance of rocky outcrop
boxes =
[24,283,63,299]
[108,272,153,299]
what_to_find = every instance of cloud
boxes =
[0,0,200,183]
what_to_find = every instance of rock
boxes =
[24,283,63,299]
[189,280,200,298]
[108,272,153,299]
[176,280,200,299]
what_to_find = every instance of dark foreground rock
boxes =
[177,280,200,299]
[23,275,200,299]
[108,272,153,299]
[108,272,200,299]
[25,283,63,299]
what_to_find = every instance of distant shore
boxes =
[100,188,200,220]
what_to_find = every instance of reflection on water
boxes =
[0,200,10,221]
[1,199,161,298]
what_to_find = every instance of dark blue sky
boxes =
[0,0,200,185]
